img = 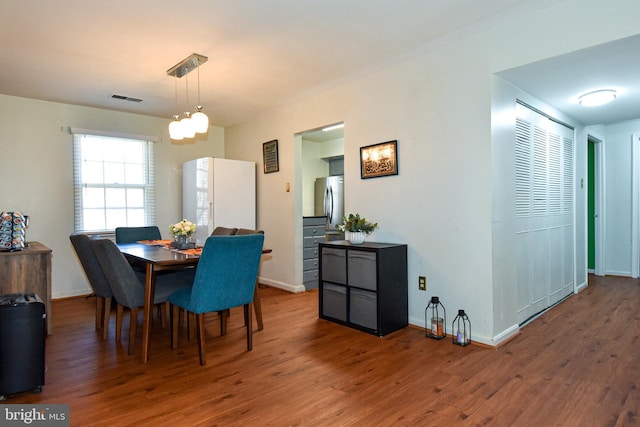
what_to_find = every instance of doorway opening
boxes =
[294,123,345,291]
[588,134,605,276]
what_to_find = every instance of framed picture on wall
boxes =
[263,139,279,173]
[360,140,398,179]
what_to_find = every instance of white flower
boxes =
[169,219,196,237]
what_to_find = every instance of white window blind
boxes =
[72,130,156,232]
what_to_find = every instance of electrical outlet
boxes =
[419,276,426,291]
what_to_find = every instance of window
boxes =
[72,130,156,232]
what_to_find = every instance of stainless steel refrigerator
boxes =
[314,175,344,231]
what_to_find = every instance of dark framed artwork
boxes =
[263,139,279,173]
[360,140,398,179]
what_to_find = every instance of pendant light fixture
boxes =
[190,65,209,133]
[168,76,184,140]
[180,72,196,139]
[167,53,209,140]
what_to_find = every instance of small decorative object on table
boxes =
[336,213,379,245]
[169,219,196,250]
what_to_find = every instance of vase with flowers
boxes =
[169,219,197,249]
[336,213,379,244]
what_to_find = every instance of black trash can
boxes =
[0,293,46,400]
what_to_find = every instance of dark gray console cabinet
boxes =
[319,241,408,336]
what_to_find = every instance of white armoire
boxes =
[182,157,256,245]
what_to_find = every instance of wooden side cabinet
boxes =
[0,242,52,334]
[319,241,407,336]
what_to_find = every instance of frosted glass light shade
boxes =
[169,116,184,140]
[181,113,196,138]
[191,107,209,133]
[578,89,617,107]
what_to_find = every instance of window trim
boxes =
[71,129,156,232]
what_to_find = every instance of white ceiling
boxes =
[498,33,640,126]
[1,1,637,128]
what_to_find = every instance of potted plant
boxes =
[336,213,379,244]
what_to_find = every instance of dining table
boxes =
[117,240,270,363]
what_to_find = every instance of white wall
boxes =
[603,119,640,275]
[0,94,224,298]
[225,0,640,345]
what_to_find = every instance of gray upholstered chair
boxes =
[90,238,195,355]
[210,226,238,236]
[114,226,162,244]
[69,233,114,340]
[169,234,264,365]
[235,228,264,235]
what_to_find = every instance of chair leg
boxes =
[116,304,124,342]
[101,296,112,341]
[96,296,103,331]
[188,312,196,341]
[128,307,138,355]
[220,309,231,335]
[244,303,253,351]
[196,313,206,365]
[159,302,169,328]
[253,282,264,331]
[171,304,180,350]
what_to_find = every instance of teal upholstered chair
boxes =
[69,233,114,340]
[90,238,195,355]
[169,234,264,365]
[114,226,162,244]
[221,228,265,331]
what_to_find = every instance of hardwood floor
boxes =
[6,275,640,426]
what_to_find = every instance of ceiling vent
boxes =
[110,94,143,103]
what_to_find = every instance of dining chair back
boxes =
[69,233,114,340]
[210,226,238,236]
[169,234,264,365]
[223,228,265,331]
[115,226,162,244]
[90,238,194,355]
[234,228,264,235]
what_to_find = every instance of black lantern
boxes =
[425,296,446,339]
[452,309,471,346]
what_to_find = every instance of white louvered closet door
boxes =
[515,103,574,324]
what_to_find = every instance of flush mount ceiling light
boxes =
[578,89,617,107]
[167,53,209,140]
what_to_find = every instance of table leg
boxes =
[141,263,156,363]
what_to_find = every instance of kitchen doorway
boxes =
[295,123,344,291]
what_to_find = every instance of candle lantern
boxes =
[425,296,446,339]
[452,309,471,346]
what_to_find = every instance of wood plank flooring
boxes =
[5,275,639,426]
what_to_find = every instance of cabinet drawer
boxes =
[348,251,377,290]
[304,269,318,283]
[322,283,347,321]
[304,236,325,248]
[303,247,318,260]
[303,258,318,271]
[321,247,346,284]
[349,288,377,330]
[303,270,319,288]
[303,225,325,237]
[303,216,326,227]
